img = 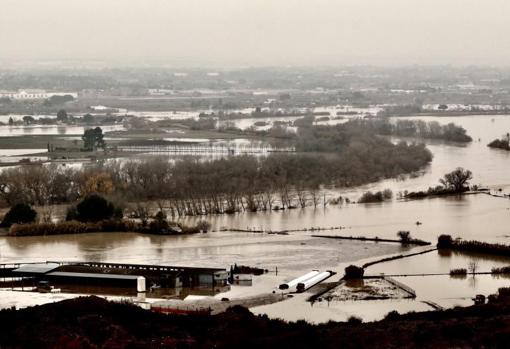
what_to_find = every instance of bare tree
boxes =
[468,260,478,275]
[440,168,473,192]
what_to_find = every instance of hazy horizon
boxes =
[1,0,510,68]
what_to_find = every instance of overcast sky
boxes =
[1,0,510,67]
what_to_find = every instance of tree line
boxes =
[0,140,432,217]
[341,119,472,143]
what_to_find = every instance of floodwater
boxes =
[182,194,510,243]
[0,231,405,270]
[357,115,510,194]
[0,231,406,310]
[0,124,125,137]
[1,114,510,321]
[251,249,510,323]
[0,148,48,163]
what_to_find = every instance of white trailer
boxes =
[137,276,146,292]
[296,271,332,292]
[279,270,320,290]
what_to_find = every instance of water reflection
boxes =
[0,232,404,274]
[0,124,125,137]
[180,194,510,244]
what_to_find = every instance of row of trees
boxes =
[343,119,472,143]
[0,195,121,228]
[3,194,211,236]
[289,119,470,153]
[438,235,510,257]
[0,142,431,216]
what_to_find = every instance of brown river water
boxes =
[1,114,510,321]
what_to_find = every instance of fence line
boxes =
[116,144,295,154]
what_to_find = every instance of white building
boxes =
[0,89,78,100]
[148,89,175,96]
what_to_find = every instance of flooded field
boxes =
[182,194,510,243]
[0,124,125,137]
[0,231,406,269]
[0,231,407,309]
[0,148,48,163]
[252,295,432,323]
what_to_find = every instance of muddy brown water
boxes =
[1,114,510,321]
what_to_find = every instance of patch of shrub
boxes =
[383,310,400,321]
[196,220,212,232]
[358,189,392,203]
[488,139,510,151]
[99,219,138,232]
[67,194,120,223]
[9,221,99,236]
[491,266,510,274]
[346,316,362,324]
[397,231,411,243]
[344,265,364,279]
[498,287,510,298]
[181,225,200,234]
[8,218,210,237]
[147,218,170,234]
[1,203,37,227]
[439,237,510,257]
[437,235,453,248]
[450,268,467,276]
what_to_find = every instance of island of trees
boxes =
[344,119,472,143]
[2,194,210,237]
[488,133,510,151]
[0,121,434,220]
[403,167,473,199]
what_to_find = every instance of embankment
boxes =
[312,234,431,246]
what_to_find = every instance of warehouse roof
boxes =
[47,271,143,280]
[13,263,60,274]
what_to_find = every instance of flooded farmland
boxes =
[1,113,510,322]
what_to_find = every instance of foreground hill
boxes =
[1,296,510,348]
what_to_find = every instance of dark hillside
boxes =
[1,296,510,348]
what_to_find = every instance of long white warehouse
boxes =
[296,271,332,292]
[279,270,319,290]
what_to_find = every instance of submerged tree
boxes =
[439,168,473,192]
[468,260,479,275]
[397,231,411,243]
[82,127,106,151]
[22,115,35,125]
[67,194,119,222]
[344,265,365,279]
[1,203,37,227]
[57,109,68,123]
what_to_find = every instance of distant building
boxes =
[0,89,78,100]
[148,89,175,96]
[89,105,127,113]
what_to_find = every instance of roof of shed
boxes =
[13,263,60,274]
[47,271,143,280]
